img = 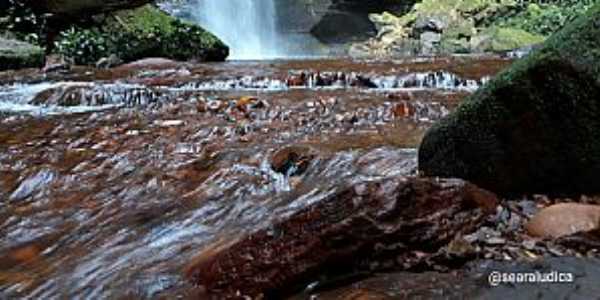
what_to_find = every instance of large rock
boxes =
[470,27,545,53]
[185,177,497,298]
[0,37,44,71]
[54,5,229,65]
[419,4,600,195]
[303,0,416,44]
[26,0,151,16]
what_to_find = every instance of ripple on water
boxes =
[0,58,507,299]
[9,169,56,202]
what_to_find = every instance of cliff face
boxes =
[277,0,416,44]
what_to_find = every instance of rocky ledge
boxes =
[351,0,591,57]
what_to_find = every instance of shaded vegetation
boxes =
[55,5,228,65]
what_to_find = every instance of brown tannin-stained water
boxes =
[0,57,510,299]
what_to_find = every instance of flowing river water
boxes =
[0,57,511,299]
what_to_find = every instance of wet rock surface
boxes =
[185,177,498,299]
[0,57,506,299]
[302,257,600,300]
[2,56,599,299]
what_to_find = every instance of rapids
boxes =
[0,57,510,298]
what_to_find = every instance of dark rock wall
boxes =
[280,0,416,44]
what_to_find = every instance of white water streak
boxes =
[191,0,285,60]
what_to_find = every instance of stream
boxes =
[0,57,511,299]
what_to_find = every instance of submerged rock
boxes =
[419,5,600,195]
[185,177,497,298]
[270,146,316,177]
[0,37,44,71]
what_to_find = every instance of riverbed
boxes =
[0,56,511,298]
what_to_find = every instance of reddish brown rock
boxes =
[185,177,498,299]
[526,203,600,239]
[270,145,317,176]
[116,58,181,71]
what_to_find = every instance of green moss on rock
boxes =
[0,37,44,70]
[471,27,545,52]
[55,4,228,65]
[418,4,600,196]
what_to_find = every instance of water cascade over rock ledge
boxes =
[191,0,284,60]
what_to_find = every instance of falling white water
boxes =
[192,0,285,60]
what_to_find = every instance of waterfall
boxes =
[192,0,285,60]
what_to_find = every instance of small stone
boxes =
[547,246,564,257]
[154,120,185,127]
[270,146,316,176]
[236,96,258,108]
[485,237,506,245]
[463,232,478,243]
[526,203,600,239]
[196,101,207,113]
[522,240,537,250]
[207,100,224,112]
[95,54,122,69]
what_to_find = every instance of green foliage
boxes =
[55,5,228,65]
[488,1,595,36]
[0,0,47,46]
[54,28,109,65]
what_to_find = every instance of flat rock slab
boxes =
[185,177,498,299]
[297,257,600,300]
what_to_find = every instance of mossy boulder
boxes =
[0,37,44,70]
[471,27,545,52]
[55,5,229,65]
[419,4,600,196]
